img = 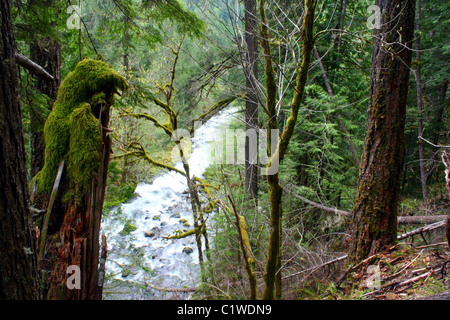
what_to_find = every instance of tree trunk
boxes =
[244,0,259,201]
[259,0,317,300]
[348,0,415,263]
[442,151,450,248]
[46,96,113,300]
[29,35,61,177]
[0,0,40,299]
[414,0,428,202]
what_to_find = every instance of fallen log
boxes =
[288,189,447,225]
[398,220,447,240]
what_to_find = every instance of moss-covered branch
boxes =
[227,195,257,299]
[190,94,242,132]
[260,0,317,300]
[114,141,186,177]
[164,228,198,239]
[119,108,173,136]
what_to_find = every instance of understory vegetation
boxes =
[5,0,448,300]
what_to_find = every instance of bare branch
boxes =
[15,53,54,81]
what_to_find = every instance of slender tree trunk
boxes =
[260,0,316,300]
[348,0,415,263]
[0,0,40,299]
[414,0,428,202]
[441,151,450,248]
[29,35,61,177]
[244,0,259,201]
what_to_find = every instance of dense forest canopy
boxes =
[0,0,449,301]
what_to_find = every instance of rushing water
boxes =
[101,107,238,299]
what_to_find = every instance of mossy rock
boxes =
[119,223,137,236]
[32,58,128,202]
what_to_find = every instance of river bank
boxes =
[101,107,239,300]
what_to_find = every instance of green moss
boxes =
[119,223,137,236]
[32,58,128,200]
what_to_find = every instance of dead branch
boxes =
[398,220,446,240]
[282,254,348,280]
[15,53,54,81]
[98,234,108,288]
[38,160,64,270]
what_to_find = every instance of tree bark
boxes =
[348,0,415,264]
[414,0,428,202]
[0,0,40,299]
[244,0,259,201]
[29,35,61,177]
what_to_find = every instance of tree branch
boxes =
[15,53,54,81]
[119,108,173,136]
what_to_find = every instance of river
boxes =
[101,106,238,299]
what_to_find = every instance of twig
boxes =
[391,269,438,288]
[202,282,232,300]
[419,136,450,148]
[414,242,448,249]
[145,281,198,293]
[383,251,422,281]
[282,254,348,280]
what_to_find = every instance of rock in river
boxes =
[144,230,156,238]
[183,247,193,254]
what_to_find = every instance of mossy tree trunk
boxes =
[0,0,40,299]
[348,0,415,264]
[259,0,317,300]
[46,93,113,300]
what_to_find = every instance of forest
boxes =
[0,0,449,301]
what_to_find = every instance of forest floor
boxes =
[309,243,450,300]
